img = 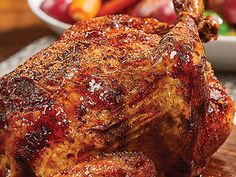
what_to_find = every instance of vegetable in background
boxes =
[40,0,75,24]
[69,0,101,20]
[208,0,236,25]
[130,0,176,24]
[98,0,139,16]
[40,0,236,36]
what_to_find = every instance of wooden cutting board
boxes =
[203,127,236,176]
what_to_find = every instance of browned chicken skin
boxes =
[52,152,156,177]
[0,0,234,176]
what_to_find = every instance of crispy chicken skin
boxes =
[52,152,156,177]
[0,0,234,176]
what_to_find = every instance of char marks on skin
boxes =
[192,63,234,171]
[0,15,166,176]
[0,6,234,176]
[0,76,69,176]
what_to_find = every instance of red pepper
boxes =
[98,0,139,16]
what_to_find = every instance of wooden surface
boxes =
[0,0,235,176]
[0,0,54,62]
[203,127,236,176]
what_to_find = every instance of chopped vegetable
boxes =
[130,0,176,24]
[40,0,75,24]
[40,0,236,36]
[69,0,101,20]
[98,0,139,16]
[208,0,236,25]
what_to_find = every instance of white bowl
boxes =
[204,36,236,71]
[28,0,71,34]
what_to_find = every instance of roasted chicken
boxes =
[0,0,234,176]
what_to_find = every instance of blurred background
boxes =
[0,0,53,62]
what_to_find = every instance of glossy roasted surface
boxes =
[0,0,234,176]
[52,152,156,177]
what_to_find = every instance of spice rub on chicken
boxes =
[0,0,234,176]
